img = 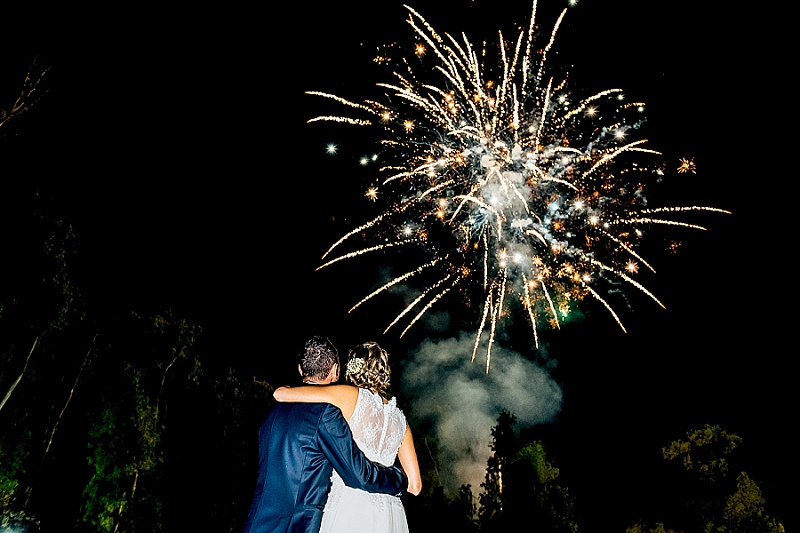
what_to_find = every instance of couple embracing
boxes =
[242,336,422,533]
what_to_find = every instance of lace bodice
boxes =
[323,388,410,531]
[347,388,407,467]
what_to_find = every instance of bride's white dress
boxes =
[321,387,410,533]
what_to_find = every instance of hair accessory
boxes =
[346,357,365,376]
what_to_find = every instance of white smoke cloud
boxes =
[401,333,562,494]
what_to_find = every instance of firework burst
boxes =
[309,2,728,371]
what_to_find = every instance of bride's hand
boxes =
[273,386,292,402]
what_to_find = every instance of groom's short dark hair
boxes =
[300,336,339,379]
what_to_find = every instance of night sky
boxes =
[3,0,790,529]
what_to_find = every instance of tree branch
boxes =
[0,57,50,131]
[0,337,38,413]
[42,334,97,459]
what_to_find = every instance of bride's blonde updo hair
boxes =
[345,342,391,398]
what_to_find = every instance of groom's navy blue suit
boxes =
[242,402,408,533]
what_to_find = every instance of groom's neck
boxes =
[302,376,335,385]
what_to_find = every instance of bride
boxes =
[274,341,422,533]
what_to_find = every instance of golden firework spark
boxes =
[678,157,697,174]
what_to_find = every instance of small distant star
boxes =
[677,157,697,174]
[326,143,338,155]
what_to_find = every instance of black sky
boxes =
[2,0,791,528]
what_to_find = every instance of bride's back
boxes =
[348,388,406,467]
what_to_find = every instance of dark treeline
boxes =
[0,189,275,531]
[405,413,784,533]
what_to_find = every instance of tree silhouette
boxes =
[479,410,578,533]
[628,424,784,533]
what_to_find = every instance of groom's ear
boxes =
[324,363,339,383]
[298,364,303,377]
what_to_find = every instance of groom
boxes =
[242,336,408,533]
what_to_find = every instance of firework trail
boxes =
[310,2,728,371]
